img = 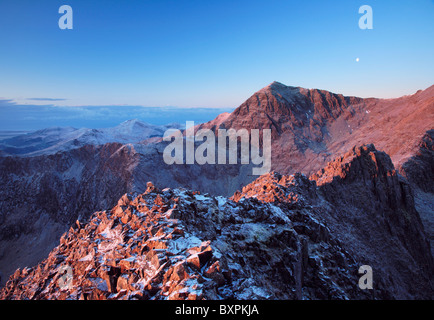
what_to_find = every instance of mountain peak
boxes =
[267,81,287,88]
[261,81,299,95]
[220,81,354,134]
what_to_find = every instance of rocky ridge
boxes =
[1,145,432,299]
[0,82,432,293]
[0,182,369,300]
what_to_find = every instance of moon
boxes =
[356,58,360,62]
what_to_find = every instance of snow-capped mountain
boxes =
[0,119,183,157]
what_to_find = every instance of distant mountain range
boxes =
[0,82,433,299]
[0,120,184,157]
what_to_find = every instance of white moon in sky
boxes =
[356,58,360,62]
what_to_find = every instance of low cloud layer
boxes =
[0,99,233,131]
[26,98,68,102]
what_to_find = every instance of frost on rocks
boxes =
[0,177,368,300]
[2,144,433,300]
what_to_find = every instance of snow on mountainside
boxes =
[0,119,183,157]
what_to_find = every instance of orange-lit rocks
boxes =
[1,145,433,300]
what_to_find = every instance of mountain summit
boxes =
[200,82,434,175]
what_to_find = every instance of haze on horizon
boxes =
[0,0,433,130]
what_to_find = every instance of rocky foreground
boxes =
[1,145,433,300]
[1,82,432,288]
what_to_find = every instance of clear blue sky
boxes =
[0,0,433,129]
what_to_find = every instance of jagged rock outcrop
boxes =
[310,145,432,270]
[236,144,434,298]
[0,181,370,300]
[1,145,432,299]
[312,145,434,298]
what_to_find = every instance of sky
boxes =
[0,0,433,130]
